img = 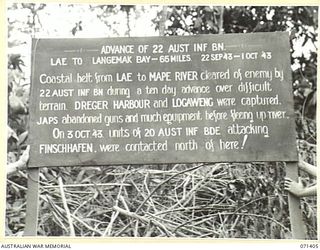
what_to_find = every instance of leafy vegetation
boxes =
[6,4,317,238]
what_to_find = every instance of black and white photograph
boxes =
[5,2,318,242]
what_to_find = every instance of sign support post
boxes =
[24,168,40,236]
[285,162,306,239]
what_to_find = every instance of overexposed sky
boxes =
[7,4,162,82]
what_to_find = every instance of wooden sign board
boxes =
[28,32,298,168]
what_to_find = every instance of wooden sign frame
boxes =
[28,33,298,167]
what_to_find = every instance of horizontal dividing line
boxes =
[233,55,241,58]
[63,49,77,53]
[225,45,239,48]
[63,48,99,53]
[151,58,158,60]
[86,49,99,52]
[226,44,262,49]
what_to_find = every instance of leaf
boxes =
[9,94,26,114]
[71,26,77,36]
[204,7,213,13]
[8,54,25,72]
[5,221,13,236]
[206,20,214,29]
[304,90,316,119]
[298,78,311,89]
[302,35,309,47]
[17,131,28,146]
[194,17,202,29]
[7,152,17,164]
[7,125,19,141]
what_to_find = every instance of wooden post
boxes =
[285,162,306,239]
[218,6,224,34]
[24,168,40,236]
[159,6,167,36]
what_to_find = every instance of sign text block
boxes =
[28,32,298,167]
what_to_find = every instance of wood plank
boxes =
[24,168,40,236]
[286,162,306,239]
